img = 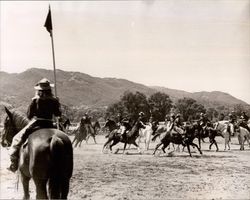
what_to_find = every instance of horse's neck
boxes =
[15,114,29,132]
[130,124,140,135]
[239,126,248,133]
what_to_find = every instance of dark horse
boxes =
[102,120,145,154]
[1,107,73,199]
[92,120,101,135]
[59,118,71,133]
[153,124,202,157]
[103,119,119,135]
[72,119,97,147]
[195,122,224,151]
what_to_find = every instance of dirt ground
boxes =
[0,135,250,200]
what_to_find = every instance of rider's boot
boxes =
[7,148,19,173]
[6,130,27,173]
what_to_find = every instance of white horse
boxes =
[235,126,250,150]
[137,122,158,151]
[214,120,234,151]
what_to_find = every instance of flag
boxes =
[44,6,52,36]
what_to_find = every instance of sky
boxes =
[1,1,250,104]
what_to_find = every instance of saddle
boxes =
[21,119,55,142]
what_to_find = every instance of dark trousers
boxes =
[10,120,54,161]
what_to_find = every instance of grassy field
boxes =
[1,135,250,199]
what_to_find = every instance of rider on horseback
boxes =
[239,111,250,133]
[120,115,133,140]
[169,113,185,138]
[116,113,123,126]
[199,113,210,126]
[81,112,92,135]
[7,78,62,173]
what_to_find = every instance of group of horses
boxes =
[1,107,250,199]
[101,118,250,157]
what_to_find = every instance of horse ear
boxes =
[4,106,12,119]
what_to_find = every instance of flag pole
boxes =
[44,5,57,97]
[50,30,57,97]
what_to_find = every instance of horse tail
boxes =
[49,134,73,199]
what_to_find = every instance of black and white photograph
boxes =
[0,1,250,199]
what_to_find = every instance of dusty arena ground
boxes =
[0,135,250,199]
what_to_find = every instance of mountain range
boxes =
[0,68,248,112]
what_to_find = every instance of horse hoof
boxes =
[114,149,119,154]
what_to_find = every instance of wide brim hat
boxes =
[34,78,54,90]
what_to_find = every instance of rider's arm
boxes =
[27,99,37,120]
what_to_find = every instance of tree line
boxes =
[104,91,250,123]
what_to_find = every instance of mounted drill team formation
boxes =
[1,78,250,199]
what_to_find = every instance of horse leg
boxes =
[60,178,70,199]
[21,172,30,200]
[209,138,214,150]
[48,178,60,199]
[33,178,48,199]
[198,136,201,149]
[123,142,127,154]
[92,135,97,144]
[103,138,112,152]
[110,140,119,153]
[186,144,192,157]
[132,141,141,154]
[86,134,90,144]
[190,142,202,155]
[214,140,219,152]
[161,142,170,154]
[153,142,162,155]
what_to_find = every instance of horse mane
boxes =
[9,110,29,130]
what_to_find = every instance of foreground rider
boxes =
[7,78,62,172]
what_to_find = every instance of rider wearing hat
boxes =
[81,112,93,135]
[169,113,184,136]
[198,112,211,136]
[120,116,132,140]
[198,112,210,127]
[7,78,62,172]
[229,111,237,124]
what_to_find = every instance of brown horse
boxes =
[102,120,146,154]
[1,107,73,199]
[72,120,97,147]
[103,119,120,136]
[152,124,202,157]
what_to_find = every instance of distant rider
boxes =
[239,112,250,133]
[81,113,93,135]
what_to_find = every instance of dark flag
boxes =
[44,6,52,36]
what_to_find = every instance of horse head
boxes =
[1,107,27,147]
[103,119,117,132]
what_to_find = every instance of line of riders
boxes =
[5,77,250,173]
[106,110,249,140]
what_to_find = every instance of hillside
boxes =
[0,68,248,112]
[151,86,248,108]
